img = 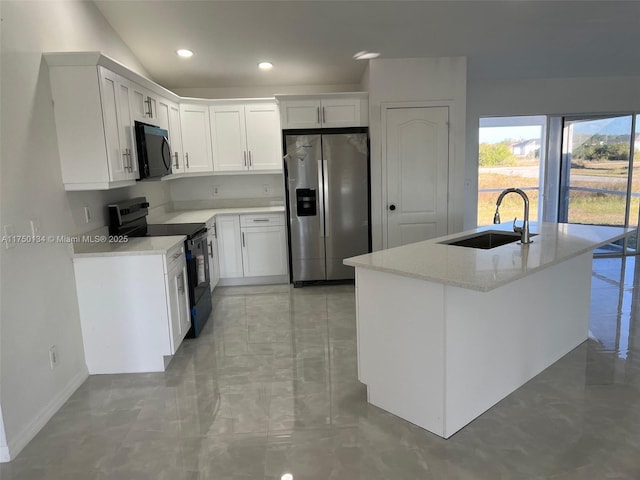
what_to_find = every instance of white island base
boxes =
[355,251,592,439]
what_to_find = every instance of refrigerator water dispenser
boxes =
[296,188,317,216]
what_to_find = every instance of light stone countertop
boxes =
[148,206,286,225]
[344,222,632,292]
[72,205,286,258]
[73,235,186,258]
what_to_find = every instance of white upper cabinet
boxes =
[156,97,184,173]
[131,85,158,124]
[179,103,214,174]
[278,94,369,129]
[44,52,181,190]
[47,62,139,190]
[115,76,139,179]
[245,103,282,171]
[210,100,282,173]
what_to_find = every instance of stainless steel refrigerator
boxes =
[283,129,370,286]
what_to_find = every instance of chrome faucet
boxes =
[493,188,533,244]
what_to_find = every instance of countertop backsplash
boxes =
[171,197,285,211]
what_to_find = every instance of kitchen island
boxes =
[344,222,630,438]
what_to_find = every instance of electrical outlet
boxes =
[263,184,271,195]
[49,345,58,369]
[212,185,220,196]
[83,206,92,223]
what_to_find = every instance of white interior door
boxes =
[385,106,449,248]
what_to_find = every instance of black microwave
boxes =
[134,121,172,179]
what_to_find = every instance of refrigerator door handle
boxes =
[322,158,330,239]
[317,159,325,238]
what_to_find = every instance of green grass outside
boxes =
[478,171,640,227]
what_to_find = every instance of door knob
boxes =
[389,204,396,211]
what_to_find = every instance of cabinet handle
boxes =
[172,252,182,260]
[208,241,213,258]
[185,152,190,168]
[252,218,269,222]
[322,106,326,124]
[242,232,245,247]
[174,152,180,169]
[144,96,153,117]
[317,107,320,124]
[243,151,247,167]
[248,151,252,167]
[123,148,133,172]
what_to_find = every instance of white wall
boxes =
[465,75,640,229]
[169,174,285,208]
[367,57,467,251]
[0,0,170,461]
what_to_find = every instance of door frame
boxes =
[381,100,454,249]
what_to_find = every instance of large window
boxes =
[559,114,638,255]
[478,113,640,257]
[477,116,546,226]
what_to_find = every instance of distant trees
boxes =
[572,141,630,161]
[479,142,516,167]
[571,134,630,161]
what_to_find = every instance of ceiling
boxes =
[93,1,640,90]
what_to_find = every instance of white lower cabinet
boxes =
[207,220,221,291]
[217,215,244,278]
[73,244,190,374]
[217,213,288,283]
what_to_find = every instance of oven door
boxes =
[185,229,210,307]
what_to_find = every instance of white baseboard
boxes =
[0,445,10,463]
[2,368,89,462]
[217,275,288,287]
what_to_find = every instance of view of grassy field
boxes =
[478,163,640,227]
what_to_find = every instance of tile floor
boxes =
[2,257,640,479]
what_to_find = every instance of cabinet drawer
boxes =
[240,213,284,227]
[165,244,185,273]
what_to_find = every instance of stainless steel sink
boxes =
[439,230,536,249]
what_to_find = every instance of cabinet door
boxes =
[157,97,183,173]
[245,103,282,171]
[131,85,152,123]
[180,104,214,173]
[98,67,129,182]
[320,98,362,128]
[168,103,184,172]
[207,230,220,291]
[281,99,321,129]
[116,77,139,179]
[210,104,247,172]
[241,225,288,277]
[167,263,189,354]
[216,216,244,278]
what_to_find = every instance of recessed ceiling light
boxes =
[258,62,274,70]
[353,51,380,60]
[176,49,194,58]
